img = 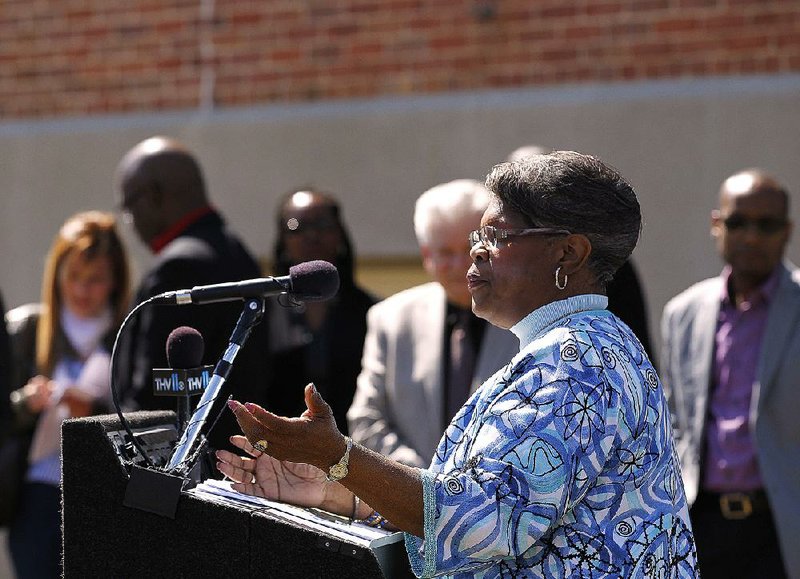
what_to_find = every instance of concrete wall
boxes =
[2,73,800,356]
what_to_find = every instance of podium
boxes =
[62,411,413,578]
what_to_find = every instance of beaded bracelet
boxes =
[359,510,389,529]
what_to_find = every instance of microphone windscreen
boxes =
[288,260,340,301]
[166,326,205,368]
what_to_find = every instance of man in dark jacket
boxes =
[114,136,271,453]
[0,290,10,440]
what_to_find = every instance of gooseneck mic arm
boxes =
[150,260,340,306]
[153,277,291,306]
[165,297,266,474]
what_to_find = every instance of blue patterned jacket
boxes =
[406,295,697,578]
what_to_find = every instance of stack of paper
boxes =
[187,479,401,548]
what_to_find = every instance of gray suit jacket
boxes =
[347,282,519,468]
[661,262,800,578]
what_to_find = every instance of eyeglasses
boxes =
[721,214,788,236]
[468,225,571,250]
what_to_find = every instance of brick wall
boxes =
[1,0,798,119]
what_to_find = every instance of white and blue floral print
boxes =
[406,295,697,578]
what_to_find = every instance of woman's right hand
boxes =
[216,435,338,511]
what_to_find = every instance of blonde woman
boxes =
[5,211,129,578]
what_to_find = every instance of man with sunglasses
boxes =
[661,169,799,578]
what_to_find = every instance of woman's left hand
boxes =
[226,383,346,472]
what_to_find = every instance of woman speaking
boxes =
[219,151,698,578]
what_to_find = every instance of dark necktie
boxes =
[446,310,477,422]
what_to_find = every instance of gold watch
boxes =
[326,437,353,482]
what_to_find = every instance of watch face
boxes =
[330,463,348,480]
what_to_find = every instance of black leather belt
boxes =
[696,489,771,520]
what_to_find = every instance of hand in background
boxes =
[60,387,94,417]
[16,375,56,413]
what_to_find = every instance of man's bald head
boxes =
[506,144,551,163]
[719,169,789,213]
[116,136,209,245]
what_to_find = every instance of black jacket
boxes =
[264,281,375,434]
[606,259,653,361]
[115,210,272,451]
[5,304,117,434]
[0,291,10,440]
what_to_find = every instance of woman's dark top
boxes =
[264,283,375,434]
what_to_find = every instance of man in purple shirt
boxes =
[661,169,800,578]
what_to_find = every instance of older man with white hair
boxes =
[347,180,519,467]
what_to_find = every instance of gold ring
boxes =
[252,439,269,453]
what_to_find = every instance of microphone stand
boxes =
[166,297,266,474]
[121,297,266,519]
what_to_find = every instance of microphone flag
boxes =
[152,366,213,397]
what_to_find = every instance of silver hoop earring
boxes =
[555,266,568,290]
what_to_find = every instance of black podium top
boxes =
[62,411,414,579]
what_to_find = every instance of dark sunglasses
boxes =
[722,214,788,235]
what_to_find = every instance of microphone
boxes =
[166,326,205,368]
[151,260,340,305]
[152,327,213,433]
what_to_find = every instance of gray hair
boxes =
[413,179,490,245]
[485,151,641,286]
